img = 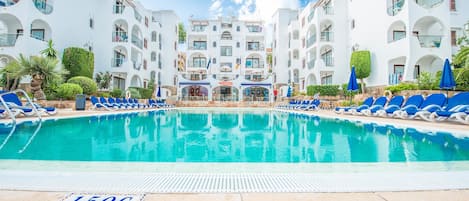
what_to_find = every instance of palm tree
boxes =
[18,54,67,100]
[40,40,58,59]
[95,71,112,89]
[0,60,23,91]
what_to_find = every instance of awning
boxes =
[179,82,210,86]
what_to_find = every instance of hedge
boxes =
[62,47,94,80]
[128,87,153,99]
[128,88,141,99]
[110,88,123,98]
[385,82,418,93]
[67,76,97,95]
[306,85,340,96]
[57,83,83,100]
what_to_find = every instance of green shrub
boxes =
[97,92,110,98]
[62,47,94,80]
[57,83,83,100]
[110,88,123,97]
[306,85,340,96]
[350,50,371,93]
[454,68,469,91]
[128,88,141,99]
[129,87,153,99]
[341,83,365,97]
[417,72,437,90]
[385,82,418,93]
[67,76,97,95]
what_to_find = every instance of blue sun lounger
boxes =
[335,96,374,114]
[351,96,388,115]
[395,93,446,119]
[363,95,404,116]
[424,92,469,122]
[388,95,424,118]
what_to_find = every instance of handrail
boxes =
[18,121,43,153]
[0,89,42,124]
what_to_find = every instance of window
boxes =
[247,42,259,51]
[144,38,148,49]
[246,58,260,68]
[151,52,157,61]
[113,77,125,90]
[450,0,456,11]
[451,30,457,46]
[293,31,299,40]
[174,59,177,68]
[213,58,217,64]
[143,60,147,70]
[158,54,162,69]
[89,18,94,29]
[351,19,355,29]
[151,32,157,42]
[213,41,217,47]
[393,30,406,41]
[236,42,240,48]
[193,57,207,68]
[31,29,45,41]
[221,46,232,56]
[236,26,240,32]
[213,25,217,31]
[393,65,404,81]
[414,65,420,79]
[145,17,148,27]
[174,41,177,50]
[220,63,232,72]
[301,17,305,27]
[321,75,333,85]
[193,41,207,50]
[274,56,276,66]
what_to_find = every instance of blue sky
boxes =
[139,0,317,24]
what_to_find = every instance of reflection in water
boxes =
[0,110,468,163]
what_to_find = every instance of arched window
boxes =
[221,31,232,40]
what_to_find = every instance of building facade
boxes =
[273,0,469,94]
[0,0,180,97]
[178,17,272,102]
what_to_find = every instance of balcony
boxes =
[307,35,316,48]
[246,43,264,51]
[112,31,128,42]
[192,26,207,32]
[132,60,141,70]
[213,74,238,81]
[0,33,20,47]
[417,35,442,48]
[387,0,404,16]
[131,35,143,49]
[308,59,315,69]
[188,62,207,68]
[389,73,402,85]
[244,74,269,82]
[0,0,17,7]
[245,63,265,69]
[415,0,443,9]
[323,6,333,15]
[181,73,208,81]
[321,56,334,66]
[307,10,315,22]
[33,0,53,14]
[113,5,125,14]
[189,44,207,50]
[247,25,263,33]
[111,58,126,67]
[134,11,142,22]
[320,32,333,42]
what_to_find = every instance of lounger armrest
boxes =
[401,105,418,111]
[386,105,400,110]
[421,104,443,112]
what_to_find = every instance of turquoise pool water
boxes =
[0,109,468,162]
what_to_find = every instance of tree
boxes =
[178,22,186,44]
[350,50,371,93]
[41,40,58,59]
[453,46,469,68]
[18,55,67,100]
[0,60,23,91]
[95,71,113,89]
[62,47,94,80]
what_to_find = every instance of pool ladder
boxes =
[0,89,43,153]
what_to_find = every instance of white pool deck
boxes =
[0,107,468,200]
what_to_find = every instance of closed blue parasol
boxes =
[286,85,292,98]
[347,66,359,91]
[439,58,456,90]
[156,86,161,98]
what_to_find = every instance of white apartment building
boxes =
[178,17,272,102]
[0,0,180,97]
[273,0,469,94]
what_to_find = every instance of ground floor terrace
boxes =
[0,108,468,200]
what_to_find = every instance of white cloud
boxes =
[209,0,224,17]
[238,0,299,23]
[231,0,244,5]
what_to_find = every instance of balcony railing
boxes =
[245,63,265,69]
[389,73,402,85]
[112,31,128,42]
[306,35,316,48]
[113,5,125,14]
[132,60,141,70]
[131,34,143,49]
[192,26,207,32]
[247,26,263,33]
[307,10,315,22]
[134,11,142,22]
[415,0,443,9]
[187,62,207,68]
[189,45,207,50]
[321,56,334,66]
[308,59,315,69]
[387,0,404,16]
[323,6,333,15]
[181,73,208,81]
[320,32,333,42]
[213,74,238,81]
[111,58,126,67]
[244,74,269,82]
[0,0,17,6]
[0,34,19,47]
[246,44,264,51]
[33,0,53,14]
[417,35,442,48]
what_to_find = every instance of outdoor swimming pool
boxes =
[0,108,468,162]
